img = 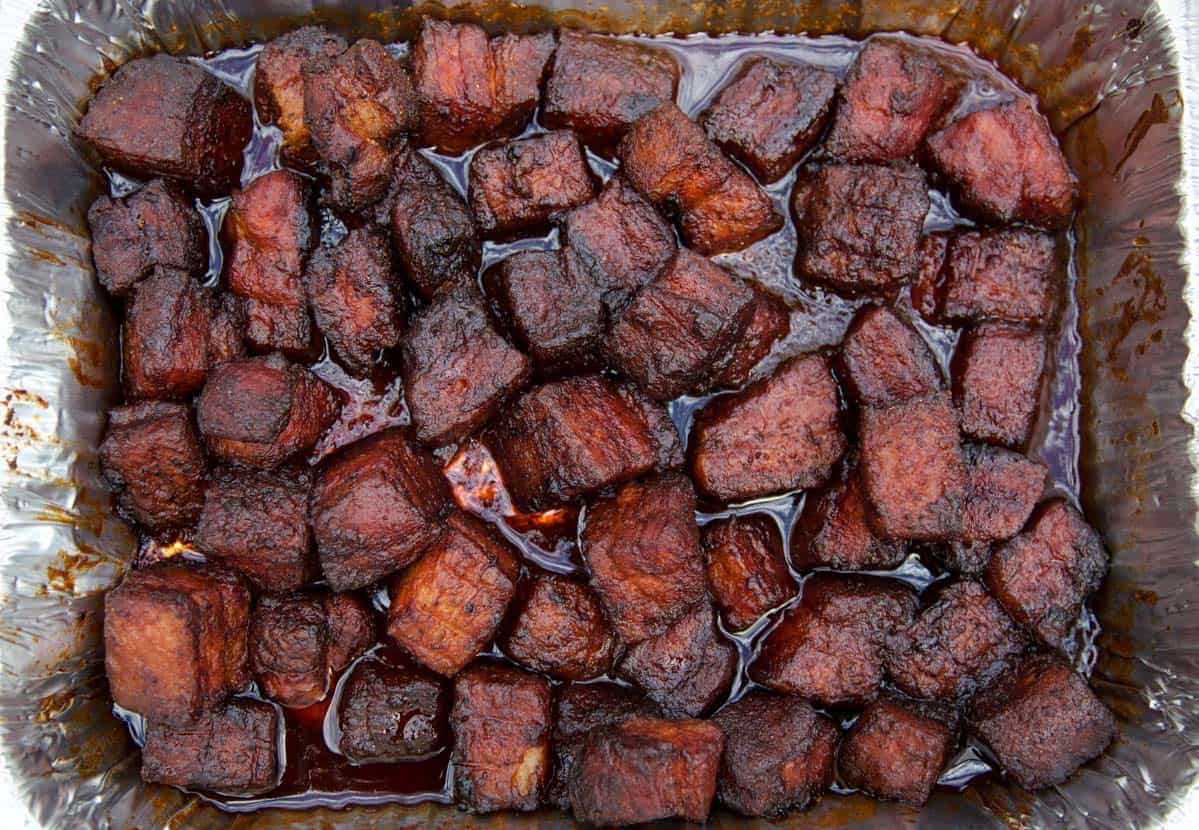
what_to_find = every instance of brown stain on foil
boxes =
[1114,92,1172,175]
[46,548,113,594]
[1105,239,1165,366]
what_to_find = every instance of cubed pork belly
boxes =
[322,592,375,672]
[499,575,617,681]
[249,592,330,707]
[207,293,247,367]
[960,443,1045,545]
[953,324,1047,448]
[240,298,320,362]
[254,27,347,167]
[338,659,449,763]
[928,229,1061,327]
[791,460,908,571]
[702,285,790,391]
[839,304,942,408]
[122,268,212,400]
[837,696,955,806]
[702,514,794,630]
[911,232,950,321]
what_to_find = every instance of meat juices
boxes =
[499,575,617,681]
[701,514,795,630]
[254,26,347,167]
[337,660,449,763]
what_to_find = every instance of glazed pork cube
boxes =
[249,593,329,707]
[793,162,930,294]
[750,573,916,705]
[338,659,448,763]
[207,293,247,366]
[986,500,1108,650]
[961,444,1045,545]
[122,268,212,400]
[104,563,250,724]
[701,57,837,182]
[954,324,1047,448]
[791,460,907,571]
[581,473,707,644]
[703,285,790,391]
[606,249,755,400]
[469,130,596,238]
[88,179,205,296]
[837,696,955,806]
[926,101,1078,230]
[78,54,251,196]
[387,513,519,676]
[840,304,942,408]
[569,717,724,826]
[254,27,347,166]
[543,30,680,149]
[99,401,206,531]
[311,428,451,590]
[322,592,375,672]
[620,102,782,254]
[452,662,553,812]
[413,19,555,153]
[306,226,404,377]
[911,232,950,320]
[825,40,947,163]
[141,699,280,795]
[967,654,1117,789]
[499,575,617,681]
[196,355,341,468]
[712,691,838,817]
[401,285,531,446]
[240,298,320,362]
[485,374,682,511]
[690,353,846,503]
[930,229,1060,327]
[702,514,794,630]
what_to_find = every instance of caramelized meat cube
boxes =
[322,592,375,672]
[702,514,794,630]
[413,19,555,154]
[837,696,955,805]
[500,575,617,681]
[911,232,950,321]
[704,286,790,391]
[197,355,340,468]
[240,298,320,361]
[122,268,212,400]
[99,401,206,531]
[387,513,519,676]
[985,500,1108,649]
[88,179,205,296]
[485,374,682,511]
[690,353,846,503]
[141,699,280,795]
[926,101,1078,230]
[967,654,1117,789]
[713,691,838,817]
[702,57,836,182]
[840,305,942,408]
[311,428,451,590]
[860,392,967,541]
[254,27,347,166]
[249,592,329,707]
[569,717,724,826]
[469,131,596,238]
[581,473,707,644]
[792,460,907,571]
[543,30,680,149]
[207,293,246,367]
[931,229,1060,327]
[616,601,737,717]
[750,573,916,705]
[620,102,782,254]
[794,162,930,294]
[961,444,1045,544]
[825,40,947,163]
[306,226,403,376]
[933,541,994,577]
[78,54,251,196]
[954,324,1047,448]
[338,659,448,763]
[451,662,553,812]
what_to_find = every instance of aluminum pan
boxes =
[0,1,1195,827]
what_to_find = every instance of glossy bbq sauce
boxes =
[115,29,1095,813]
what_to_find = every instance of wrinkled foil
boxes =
[0,0,1195,828]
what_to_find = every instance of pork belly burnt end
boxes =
[311,428,451,591]
[840,304,942,408]
[122,268,212,400]
[322,593,375,672]
[927,229,1061,327]
[78,54,251,196]
[338,660,449,763]
[249,592,329,707]
[99,401,206,531]
[485,374,682,511]
[254,27,347,167]
[954,324,1047,448]
[620,102,782,254]
[207,293,247,367]
[705,286,790,391]
[451,662,553,813]
[499,575,617,681]
[702,57,836,182]
[791,461,908,571]
[413,19,555,153]
[702,514,794,630]
[961,443,1045,545]
[837,696,955,806]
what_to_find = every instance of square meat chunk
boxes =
[451,662,553,812]
[960,444,1045,545]
[792,460,908,571]
[485,374,682,511]
[254,27,347,167]
[413,19,555,153]
[469,131,596,238]
[141,699,280,795]
[954,324,1047,448]
[207,293,247,367]
[322,592,375,673]
[99,401,206,531]
[78,54,251,196]
[401,285,531,446]
[249,592,329,707]
[703,286,790,391]
[702,57,836,182]
[967,654,1117,790]
[911,232,950,321]
[925,101,1078,230]
[712,691,838,817]
[837,696,955,805]
[569,717,724,826]
[750,573,916,705]
[338,659,449,763]
[825,40,947,163]
[88,179,206,296]
[240,297,320,362]
[690,353,846,503]
[543,30,680,150]
[581,473,707,644]
[930,229,1061,327]
[311,428,451,590]
[985,500,1108,650]
[702,514,794,630]
[499,575,617,681]
[122,268,212,400]
[839,304,942,408]
[793,162,930,294]
[606,249,755,400]
[387,512,519,676]
[620,102,782,254]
